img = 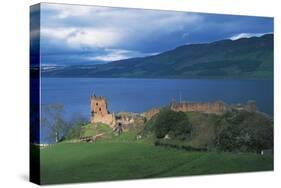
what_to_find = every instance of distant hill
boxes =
[42,34,273,79]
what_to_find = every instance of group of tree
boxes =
[143,108,273,153]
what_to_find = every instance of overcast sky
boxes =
[31,3,273,65]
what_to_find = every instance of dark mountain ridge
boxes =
[42,34,273,79]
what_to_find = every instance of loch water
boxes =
[41,78,273,118]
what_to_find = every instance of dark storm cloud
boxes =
[38,3,273,65]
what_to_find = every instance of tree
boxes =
[64,113,88,140]
[171,118,191,140]
[153,109,191,140]
[41,104,68,143]
[215,111,273,152]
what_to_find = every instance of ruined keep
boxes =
[90,95,116,127]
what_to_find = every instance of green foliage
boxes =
[154,139,207,152]
[144,109,273,153]
[64,114,88,140]
[215,111,273,152]
[64,125,81,140]
[151,108,191,140]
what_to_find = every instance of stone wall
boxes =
[170,101,226,114]
[143,101,227,119]
[244,100,257,112]
[143,108,160,120]
[90,94,257,129]
[115,112,145,130]
[91,113,116,127]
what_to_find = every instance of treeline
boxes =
[142,108,273,153]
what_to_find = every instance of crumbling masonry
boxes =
[90,94,257,126]
[90,95,116,128]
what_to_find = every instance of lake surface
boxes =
[41,78,273,119]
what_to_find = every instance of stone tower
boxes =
[90,94,116,127]
[91,95,109,117]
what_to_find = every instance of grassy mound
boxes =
[80,123,112,137]
[78,123,144,143]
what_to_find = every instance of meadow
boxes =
[40,141,273,184]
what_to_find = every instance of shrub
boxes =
[151,108,191,140]
[215,111,273,152]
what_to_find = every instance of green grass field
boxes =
[40,142,273,185]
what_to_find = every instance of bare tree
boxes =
[41,104,69,143]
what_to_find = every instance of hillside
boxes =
[42,34,273,79]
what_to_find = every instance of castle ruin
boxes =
[90,94,257,128]
[143,108,161,120]
[144,100,257,120]
[170,100,226,114]
[90,95,116,128]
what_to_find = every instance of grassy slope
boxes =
[79,123,146,143]
[40,142,273,184]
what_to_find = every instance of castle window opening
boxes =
[99,108,101,111]
[96,103,98,106]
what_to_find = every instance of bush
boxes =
[151,109,191,140]
[215,111,273,152]
[154,140,207,151]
